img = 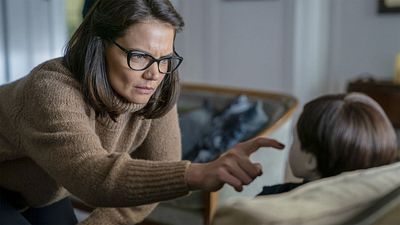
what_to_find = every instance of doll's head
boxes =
[289,93,398,181]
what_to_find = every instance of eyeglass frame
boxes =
[111,40,183,74]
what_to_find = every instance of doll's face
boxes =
[288,128,320,181]
[105,20,175,104]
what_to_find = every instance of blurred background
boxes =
[1,1,399,224]
[0,0,399,105]
[0,0,400,102]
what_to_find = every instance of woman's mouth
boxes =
[134,86,155,95]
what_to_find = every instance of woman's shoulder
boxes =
[22,57,83,98]
[28,57,78,86]
[21,57,90,113]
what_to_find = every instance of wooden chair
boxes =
[178,83,298,225]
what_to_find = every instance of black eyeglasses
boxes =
[111,40,183,74]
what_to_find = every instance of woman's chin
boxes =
[125,95,151,104]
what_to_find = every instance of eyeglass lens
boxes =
[128,52,181,74]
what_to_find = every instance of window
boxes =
[66,0,85,37]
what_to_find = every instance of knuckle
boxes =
[220,156,232,168]
[235,180,243,187]
[253,164,261,173]
[254,137,263,146]
[249,171,258,179]
[224,152,238,161]
[217,167,225,175]
[234,143,244,150]
[217,168,226,179]
[220,160,231,169]
[243,179,251,185]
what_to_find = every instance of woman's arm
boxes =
[78,204,157,225]
[18,71,189,207]
[80,105,182,225]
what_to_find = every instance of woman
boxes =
[0,0,284,224]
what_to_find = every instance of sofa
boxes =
[212,161,400,225]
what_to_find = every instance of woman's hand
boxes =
[185,137,285,192]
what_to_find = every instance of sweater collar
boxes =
[111,93,147,113]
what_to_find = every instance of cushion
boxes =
[179,103,214,159]
[212,161,400,225]
[184,95,269,163]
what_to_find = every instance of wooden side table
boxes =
[347,79,400,128]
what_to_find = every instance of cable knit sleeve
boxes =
[78,205,158,225]
[17,68,190,209]
[79,105,184,225]
[133,104,182,161]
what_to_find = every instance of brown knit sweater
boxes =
[0,58,190,224]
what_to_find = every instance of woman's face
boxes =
[105,20,175,104]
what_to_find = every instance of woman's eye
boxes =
[160,59,170,65]
[131,54,146,60]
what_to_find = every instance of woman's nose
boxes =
[143,62,161,80]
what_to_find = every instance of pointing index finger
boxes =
[238,137,285,156]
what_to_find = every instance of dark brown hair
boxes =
[63,0,184,120]
[297,93,398,177]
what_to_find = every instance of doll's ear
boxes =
[303,152,321,181]
[304,152,318,171]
